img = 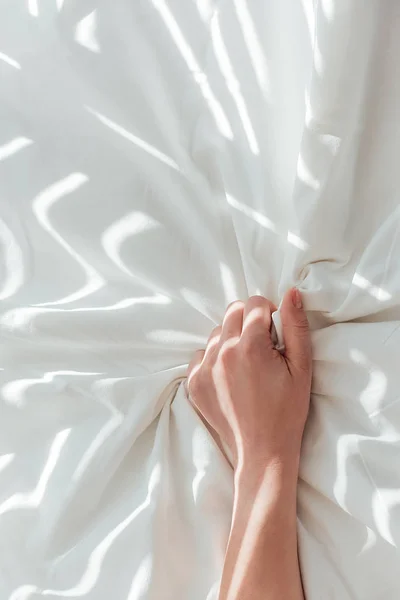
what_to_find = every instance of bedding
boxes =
[1,1,400,598]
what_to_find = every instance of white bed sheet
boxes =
[1,1,400,598]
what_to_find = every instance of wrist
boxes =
[231,456,299,542]
[234,454,300,499]
[237,444,301,479]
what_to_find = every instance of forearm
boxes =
[219,458,304,600]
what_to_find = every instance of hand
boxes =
[186,289,312,472]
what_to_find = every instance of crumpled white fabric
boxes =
[1,1,400,599]
[271,309,285,353]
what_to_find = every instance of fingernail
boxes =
[292,288,302,309]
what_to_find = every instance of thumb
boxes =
[280,288,312,373]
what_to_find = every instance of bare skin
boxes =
[187,288,312,600]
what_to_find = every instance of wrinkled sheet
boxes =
[1,1,400,598]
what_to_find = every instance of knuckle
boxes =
[246,295,275,311]
[218,342,238,366]
[226,300,244,312]
[292,318,310,335]
[206,330,221,353]
[241,335,254,357]
[210,325,222,340]
[248,294,265,302]
[246,295,267,309]
[187,370,205,398]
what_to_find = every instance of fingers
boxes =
[242,295,277,342]
[280,288,312,373]
[205,325,222,358]
[187,349,205,384]
[187,324,222,388]
[220,301,245,343]
[189,294,279,381]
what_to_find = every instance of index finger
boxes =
[242,295,277,338]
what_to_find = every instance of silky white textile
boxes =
[1,1,400,598]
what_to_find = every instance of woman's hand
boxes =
[187,289,312,600]
[187,288,312,472]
